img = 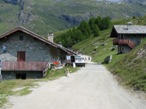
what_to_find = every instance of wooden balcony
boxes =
[1,61,49,71]
[113,39,135,48]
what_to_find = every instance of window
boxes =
[19,35,23,41]
[17,51,25,61]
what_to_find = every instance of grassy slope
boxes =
[73,16,146,92]
[107,39,146,92]
[73,29,116,63]
[0,3,19,33]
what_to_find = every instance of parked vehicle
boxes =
[75,56,85,67]
[65,55,86,67]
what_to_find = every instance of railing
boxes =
[43,62,50,77]
[2,61,48,71]
[113,39,135,48]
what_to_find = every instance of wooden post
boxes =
[0,68,2,82]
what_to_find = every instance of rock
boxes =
[59,14,83,25]
[101,43,106,46]
[92,51,96,54]
[111,47,116,51]
[17,11,33,25]
[103,55,112,64]
[95,46,99,49]
[4,0,25,10]
[4,0,21,5]
[4,0,18,5]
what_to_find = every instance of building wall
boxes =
[123,34,143,46]
[1,71,16,80]
[0,31,66,62]
[118,45,131,54]
[2,71,43,80]
[0,31,68,80]
[118,34,145,53]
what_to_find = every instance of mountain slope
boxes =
[123,0,146,4]
[1,0,146,36]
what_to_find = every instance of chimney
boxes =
[58,42,62,47]
[48,32,54,42]
[127,22,133,30]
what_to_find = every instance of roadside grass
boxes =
[45,66,79,80]
[0,66,79,108]
[0,79,37,107]
[13,87,33,96]
[106,39,146,92]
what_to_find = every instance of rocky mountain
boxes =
[0,0,146,36]
[4,0,23,4]
[4,0,24,9]
[123,0,146,4]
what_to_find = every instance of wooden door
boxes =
[17,51,25,61]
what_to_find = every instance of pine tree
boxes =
[95,16,102,30]
[88,17,96,35]
[92,24,100,37]
[55,16,111,47]
[78,21,91,38]
[100,17,111,30]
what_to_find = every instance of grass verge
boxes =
[0,79,37,107]
[106,39,146,92]
[45,66,79,80]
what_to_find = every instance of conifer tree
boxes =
[78,21,91,38]
[92,24,100,37]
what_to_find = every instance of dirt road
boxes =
[4,64,146,109]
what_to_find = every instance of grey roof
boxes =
[0,27,77,55]
[114,25,146,34]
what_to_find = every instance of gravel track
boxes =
[3,64,146,109]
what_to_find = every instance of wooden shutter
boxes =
[17,51,25,61]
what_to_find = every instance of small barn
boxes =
[110,25,146,54]
[0,27,76,80]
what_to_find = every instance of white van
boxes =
[75,56,85,67]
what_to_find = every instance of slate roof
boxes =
[110,25,146,37]
[114,25,146,34]
[0,26,77,55]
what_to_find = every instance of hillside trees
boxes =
[55,16,111,47]
[78,21,91,38]
[88,17,101,36]
[100,17,111,30]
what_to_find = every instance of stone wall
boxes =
[0,31,68,80]
[118,34,145,53]
[2,71,43,80]
[118,45,131,54]
[123,34,143,46]
[0,31,66,62]
[2,71,16,80]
